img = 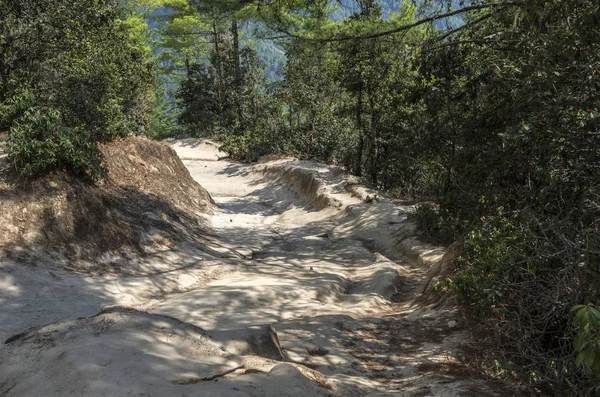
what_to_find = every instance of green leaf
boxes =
[576,351,586,368]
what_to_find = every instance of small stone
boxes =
[307,347,330,356]
[370,252,387,263]
[48,181,58,188]
[447,320,458,328]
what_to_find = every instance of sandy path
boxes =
[0,140,522,396]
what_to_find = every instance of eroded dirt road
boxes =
[0,140,519,396]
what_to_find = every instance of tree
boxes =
[0,0,154,178]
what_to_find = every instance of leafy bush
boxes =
[220,126,278,162]
[0,80,35,130]
[572,304,600,378]
[0,0,154,179]
[437,213,600,394]
[6,107,104,179]
[411,204,460,245]
[220,134,252,161]
[444,217,525,313]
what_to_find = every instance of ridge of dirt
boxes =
[253,160,347,210]
[250,158,446,266]
[0,137,216,273]
[100,137,215,216]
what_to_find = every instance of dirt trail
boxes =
[0,139,521,396]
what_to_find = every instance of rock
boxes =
[210,324,286,360]
[307,347,330,356]
[447,320,458,328]
[234,248,253,259]
[370,252,388,263]
[365,194,377,203]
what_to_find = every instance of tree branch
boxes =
[267,1,524,42]
[435,12,493,42]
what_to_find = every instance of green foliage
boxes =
[0,79,35,130]
[176,18,286,145]
[220,127,271,162]
[177,63,220,136]
[446,217,525,313]
[152,0,211,75]
[6,108,104,179]
[572,304,600,378]
[0,0,155,178]
[147,82,181,139]
[411,204,458,245]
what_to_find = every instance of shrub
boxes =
[220,126,280,162]
[572,304,600,378]
[0,80,35,130]
[1,0,154,179]
[6,107,105,179]
[411,204,460,245]
[438,214,600,394]
[446,217,526,313]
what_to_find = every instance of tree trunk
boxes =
[231,19,242,128]
[355,80,364,176]
[212,22,224,121]
[231,19,241,88]
[366,37,379,185]
[367,85,378,186]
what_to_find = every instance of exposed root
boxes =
[171,365,245,384]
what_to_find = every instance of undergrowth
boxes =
[424,208,600,396]
[6,107,105,180]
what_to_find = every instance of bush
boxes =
[572,304,600,378]
[6,107,105,179]
[220,126,281,162]
[445,217,526,313]
[437,214,600,394]
[0,0,154,179]
[411,204,460,245]
[0,80,35,130]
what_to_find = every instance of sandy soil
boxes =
[0,139,525,396]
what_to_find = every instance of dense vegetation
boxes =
[0,0,154,178]
[1,0,598,395]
